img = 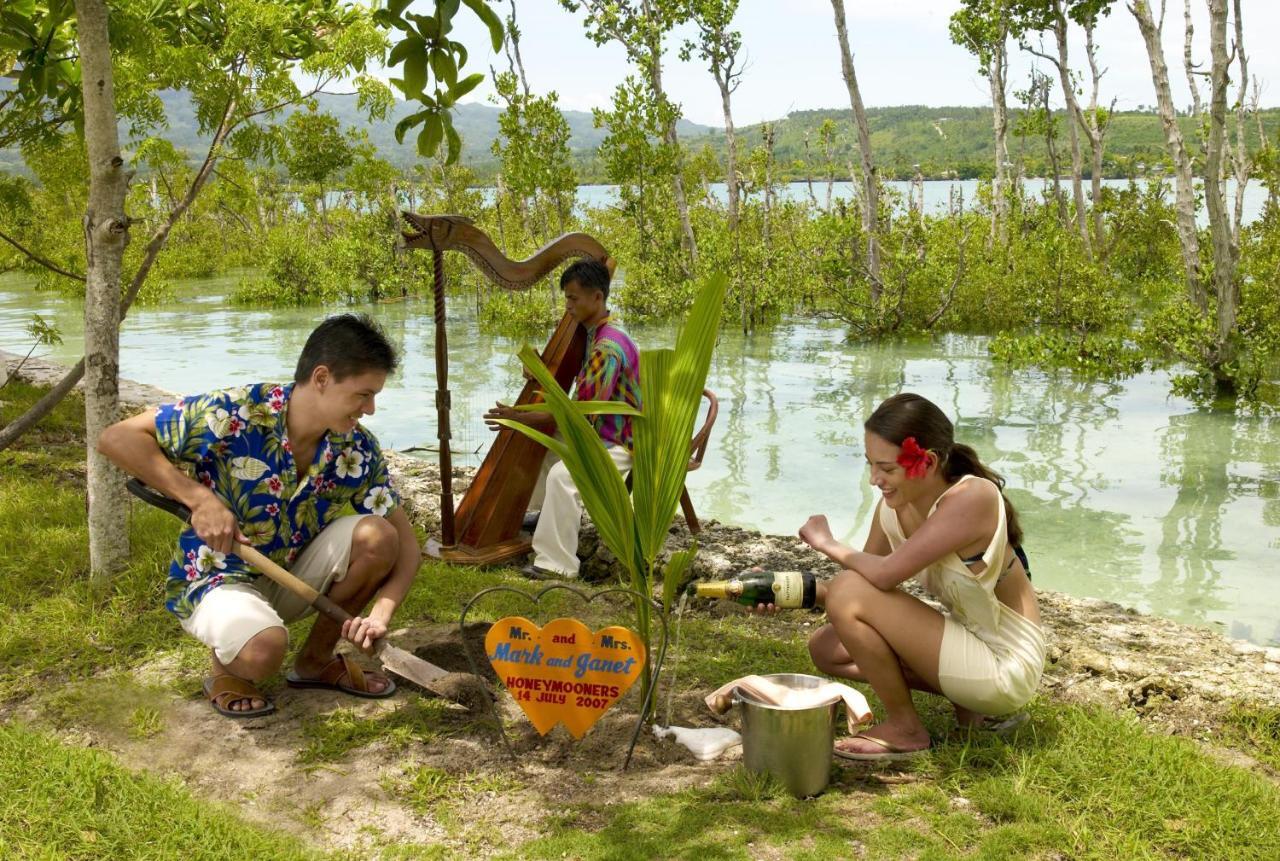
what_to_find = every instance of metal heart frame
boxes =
[459,583,669,770]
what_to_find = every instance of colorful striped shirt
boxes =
[573,315,641,450]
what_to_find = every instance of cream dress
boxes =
[880,474,1047,715]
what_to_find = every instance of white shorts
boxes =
[180,515,369,664]
[937,609,1046,716]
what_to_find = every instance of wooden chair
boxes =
[626,388,719,534]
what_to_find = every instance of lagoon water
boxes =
[573,177,1269,226]
[2,271,1277,646]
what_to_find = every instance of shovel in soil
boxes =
[126,478,488,709]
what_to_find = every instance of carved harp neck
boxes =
[400,212,615,289]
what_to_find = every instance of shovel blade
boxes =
[378,642,450,690]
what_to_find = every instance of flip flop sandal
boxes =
[204,675,276,719]
[285,654,396,699]
[834,732,931,762]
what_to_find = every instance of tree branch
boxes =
[0,228,86,282]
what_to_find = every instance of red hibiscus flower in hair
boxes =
[897,436,931,479]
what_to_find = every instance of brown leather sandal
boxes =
[203,675,276,718]
[285,654,396,699]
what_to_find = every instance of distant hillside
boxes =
[678,105,1280,181]
[0,90,715,176]
[4,94,1278,182]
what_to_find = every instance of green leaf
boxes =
[444,117,462,164]
[430,47,457,88]
[387,35,424,68]
[631,273,727,568]
[393,109,426,144]
[417,114,444,156]
[513,400,643,417]
[450,71,485,101]
[402,50,427,97]
[662,543,698,614]
[461,0,504,52]
[438,0,461,33]
[408,13,440,39]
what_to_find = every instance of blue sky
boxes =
[429,0,1279,126]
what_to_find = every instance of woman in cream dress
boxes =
[800,393,1046,760]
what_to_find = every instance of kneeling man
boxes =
[484,259,640,579]
[99,314,420,717]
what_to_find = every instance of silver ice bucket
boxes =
[735,673,839,798]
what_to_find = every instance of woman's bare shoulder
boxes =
[936,474,1002,513]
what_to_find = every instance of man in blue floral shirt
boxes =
[99,314,421,718]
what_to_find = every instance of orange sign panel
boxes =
[485,617,647,739]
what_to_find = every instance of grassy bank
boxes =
[1,379,1278,859]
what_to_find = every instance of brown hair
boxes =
[864,393,1023,547]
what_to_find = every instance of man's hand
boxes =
[483,401,521,431]
[341,615,388,653]
[189,493,248,554]
[799,514,835,553]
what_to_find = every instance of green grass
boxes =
[509,704,1280,861]
[1219,703,1280,772]
[0,723,326,860]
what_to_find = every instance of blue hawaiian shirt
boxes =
[154,382,399,620]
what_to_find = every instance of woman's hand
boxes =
[798,515,835,553]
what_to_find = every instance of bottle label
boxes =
[771,572,804,608]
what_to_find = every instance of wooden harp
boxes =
[400,213,613,565]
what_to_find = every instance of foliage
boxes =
[592,77,684,296]
[376,0,503,163]
[280,109,354,188]
[490,69,577,244]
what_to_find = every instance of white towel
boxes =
[705,674,873,733]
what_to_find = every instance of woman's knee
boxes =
[825,570,877,619]
[351,515,398,568]
[807,625,843,672]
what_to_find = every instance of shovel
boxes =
[126,478,481,707]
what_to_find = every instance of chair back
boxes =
[688,389,718,472]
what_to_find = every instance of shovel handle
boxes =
[126,478,355,629]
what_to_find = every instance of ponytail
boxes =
[944,443,1023,548]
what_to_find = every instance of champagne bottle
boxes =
[690,571,818,609]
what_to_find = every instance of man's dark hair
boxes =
[294,314,399,383]
[560,258,611,301]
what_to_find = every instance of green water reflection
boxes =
[2,272,1277,645]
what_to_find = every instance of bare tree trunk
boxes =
[713,62,743,333]
[650,61,697,270]
[830,0,881,298]
[75,0,131,580]
[1182,0,1203,116]
[1203,0,1239,389]
[716,72,740,238]
[989,31,1010,244]
[1049,4,1091,250]
[1130,0,1206,310]
[1229,0,1251,243]
[1080,24,1108,251]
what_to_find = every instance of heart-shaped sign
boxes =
[485,616,647,739]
